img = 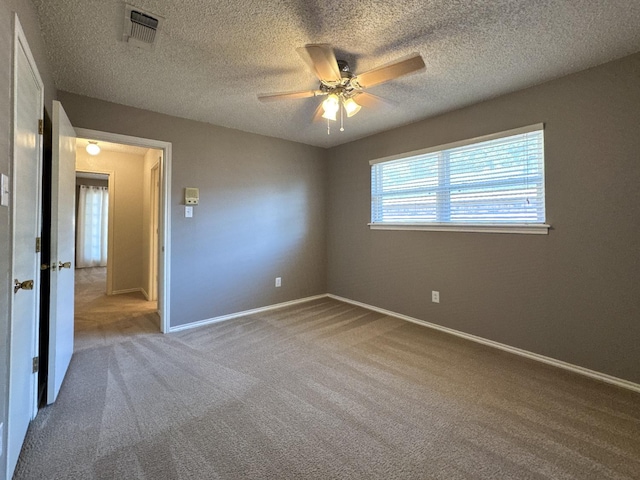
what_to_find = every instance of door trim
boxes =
[74,128,172,333]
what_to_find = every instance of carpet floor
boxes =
[13,269,640,479]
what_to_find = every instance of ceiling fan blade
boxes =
[354,92,393,109]
[355,53,425,88]
[258,90,321,102]
[312,102,326,123]
[297,44,342,82]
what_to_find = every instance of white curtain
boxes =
[76,185,109,267]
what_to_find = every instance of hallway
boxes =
[74,267,160,351]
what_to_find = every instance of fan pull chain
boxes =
[340,104,345,132]
[327,118,330,135]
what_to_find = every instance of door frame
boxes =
[75,128,172,333]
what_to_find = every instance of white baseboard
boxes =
[327,294,640,394]
[111,287,142,295]
[140,288,150,301]
[168,294,328,333]
[163,291,640,393]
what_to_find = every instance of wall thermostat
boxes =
[185,187,199,205]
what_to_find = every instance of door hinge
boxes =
[32,356,39,373]
[38,119,43,135]
[35,237,41,253]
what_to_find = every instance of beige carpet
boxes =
[13,268,640,479]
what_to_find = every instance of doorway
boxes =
[75,140,162,321]
[74,171,110,309]
[74,129,171,332]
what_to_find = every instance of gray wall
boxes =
[0,1,56,477]
[58,91,328,327]
[327,52,640,384]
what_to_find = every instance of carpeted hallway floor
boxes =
[13,268,640,479]
[73,267,159,353]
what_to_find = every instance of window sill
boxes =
[368,222,550,235]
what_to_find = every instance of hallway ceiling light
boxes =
[86,141,101,156]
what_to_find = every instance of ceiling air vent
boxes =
[123,4,164,50]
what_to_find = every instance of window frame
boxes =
[369,124,550,235]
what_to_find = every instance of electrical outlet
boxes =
[432,291,440,303]
[275,277,281,287]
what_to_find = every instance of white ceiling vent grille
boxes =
[123,4,164,50]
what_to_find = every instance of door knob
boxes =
[58,261,71,269]
[14,279,34,294]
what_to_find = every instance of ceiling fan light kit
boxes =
[322,94,340,119]
[258,44,425,134]
[343,97,361,117]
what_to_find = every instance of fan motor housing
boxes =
[337,60,353,78]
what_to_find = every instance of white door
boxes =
[47,100,76,403]
[150,162,159,301]
[7,16,44,478]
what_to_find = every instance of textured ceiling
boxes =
[34,0,640,148]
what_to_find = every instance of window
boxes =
[76,185,109,267]
[370,124,549,234]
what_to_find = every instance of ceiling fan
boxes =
[258,44,426,134]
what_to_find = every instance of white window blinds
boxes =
[370,125,546,229]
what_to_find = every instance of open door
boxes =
[150,162,160,301]
[47,100,76,403]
